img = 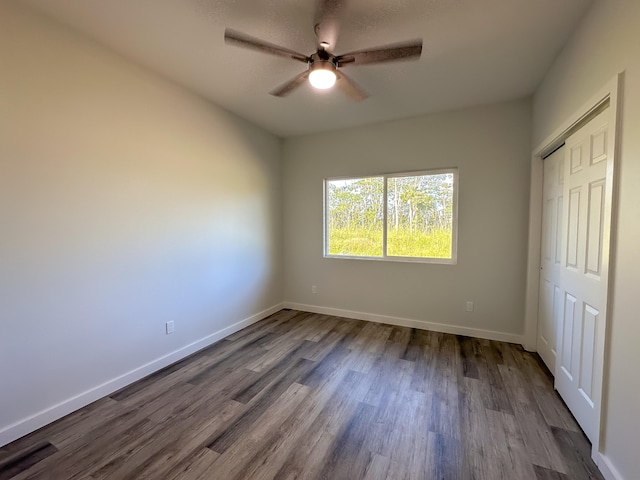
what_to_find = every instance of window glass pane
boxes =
[386,173,454,258]
[326,177,384,257]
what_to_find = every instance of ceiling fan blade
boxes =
[313,0,345,51]
[225,29,310,63]
[270,71,310,97]
[335,70,368,101]
[336,40,423,66]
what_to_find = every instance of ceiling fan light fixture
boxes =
[224,3,422,101]
[309,61,337,90]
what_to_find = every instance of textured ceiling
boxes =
[20,0,593,137]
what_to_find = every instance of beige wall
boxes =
[0,2,282,445]
[283,99,532,339]
[534,1,640,478]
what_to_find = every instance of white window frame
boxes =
[323,168,458,264]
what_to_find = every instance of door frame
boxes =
[523,73,623,461]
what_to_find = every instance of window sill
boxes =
[323,254,457,265]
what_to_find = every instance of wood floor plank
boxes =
[498,362,569,474]
[13,410,157,480]
[223,309,299,342]
[533,387,582,433]
[200,382,311,480]
[550,426,605,480]
[303,314,340,343]
[478,339,516,414]
[129,400,244,480]
[501,406,541,479]
[271,370,370,480]
[205,358,316,454]
[301,318,365,363]
[2,310,605,480]
[316,401,377,479]
[407,330,437,393]
[367,363,420,460]
[349,322,393,354]
[534,464,571,479]
[485,408,537,479]
[362,453,391,480]
[109,346,214,402]
[427,333,461,440]
[185,334,274,386]
[458,335,480,379]
[226,369,370,480]
[0,442,57,480]
[458,376,493,480]
[232,341,316,404]
[5,397,120,453]
[163,448,220,480]
[424,431,462,480]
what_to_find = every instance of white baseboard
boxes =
[284,302,524,345]
[595,451,624,480]
[0,303,284,448]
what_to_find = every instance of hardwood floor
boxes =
[0,310,604,480]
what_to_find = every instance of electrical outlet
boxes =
[166,321,175,335]
[465,301,474,312]
[311,285,318,294]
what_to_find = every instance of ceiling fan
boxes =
[224,0,423,101]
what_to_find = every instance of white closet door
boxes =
[555,108,613,443]
[537,147,564,374]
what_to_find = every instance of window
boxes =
[324,169,457,263]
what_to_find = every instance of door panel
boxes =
[537,147,564,372]
[579,303,599,401]
[560,291,577,379]
[586,180,605,277]
[553,108,612,443]
[555,196,563,264]
[566,186,581,269]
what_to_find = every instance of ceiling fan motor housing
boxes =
[310,50,337,67]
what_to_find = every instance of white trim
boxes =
[524,73,622,467]
[595,452,625,480]
[383,173,389,257]
[322,254,456,265]
[533,80,615,157]
[284,302,524,345]
[0,303,284,448]
[524,74,621,351]
[323,168,459,264]
[523,154,544,351]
